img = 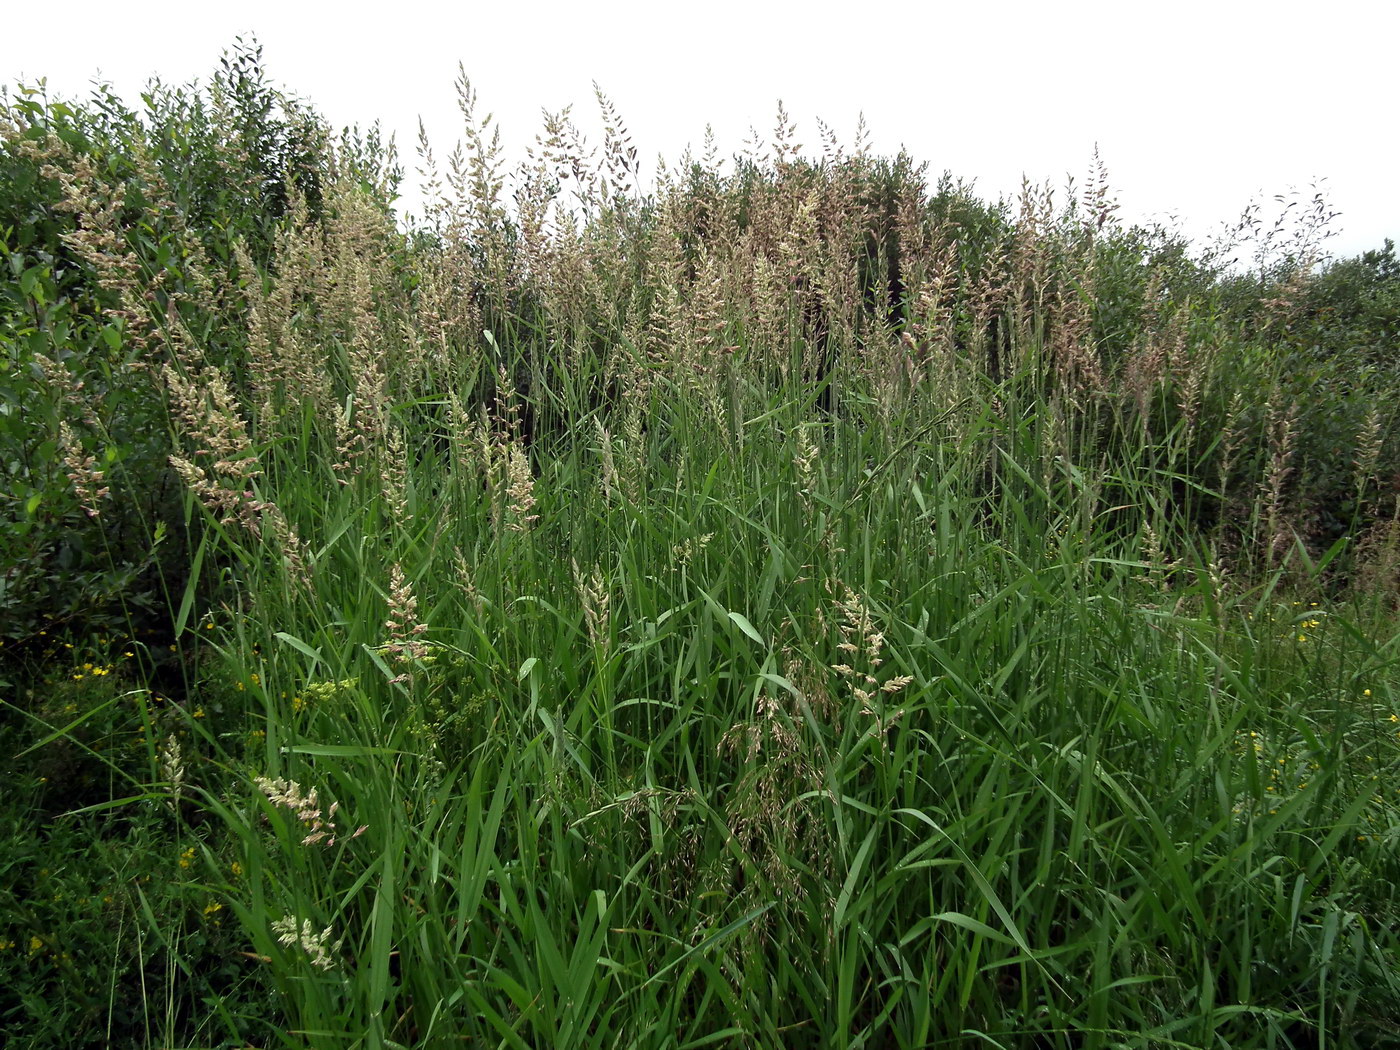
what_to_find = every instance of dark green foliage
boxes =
[0,628,277,1048]
[0,810,277,1049]
[1295,239,1400,366]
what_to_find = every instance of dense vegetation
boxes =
[4,41,1400,1049]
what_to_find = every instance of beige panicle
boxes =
[383,563,430,663]
[572,559,611,655]
[160,733,185,810]
[271,916,343,972]
[1352,408,1385,509]
[256,775,367,849]
[57,422,110,518]
[829,581,913,743]
[503,440,539,533]
[164,362,266,534]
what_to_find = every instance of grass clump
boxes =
[4,41,1400,1049]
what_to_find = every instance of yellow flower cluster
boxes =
[1232,730,1322,815]
[71,661,116,681]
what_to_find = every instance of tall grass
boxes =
[5,58,1400,1048]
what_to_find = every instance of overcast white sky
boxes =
[8,0,1395,260]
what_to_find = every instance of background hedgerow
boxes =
[4,40,1400,1049]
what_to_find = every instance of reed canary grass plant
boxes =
[3,43,1400,1050]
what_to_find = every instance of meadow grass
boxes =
[3,62,1400,1048]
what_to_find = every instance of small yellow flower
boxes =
[230,861,243,877]
[179,846,196,870]
[202,902,223,919]
[28,936,43,953]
